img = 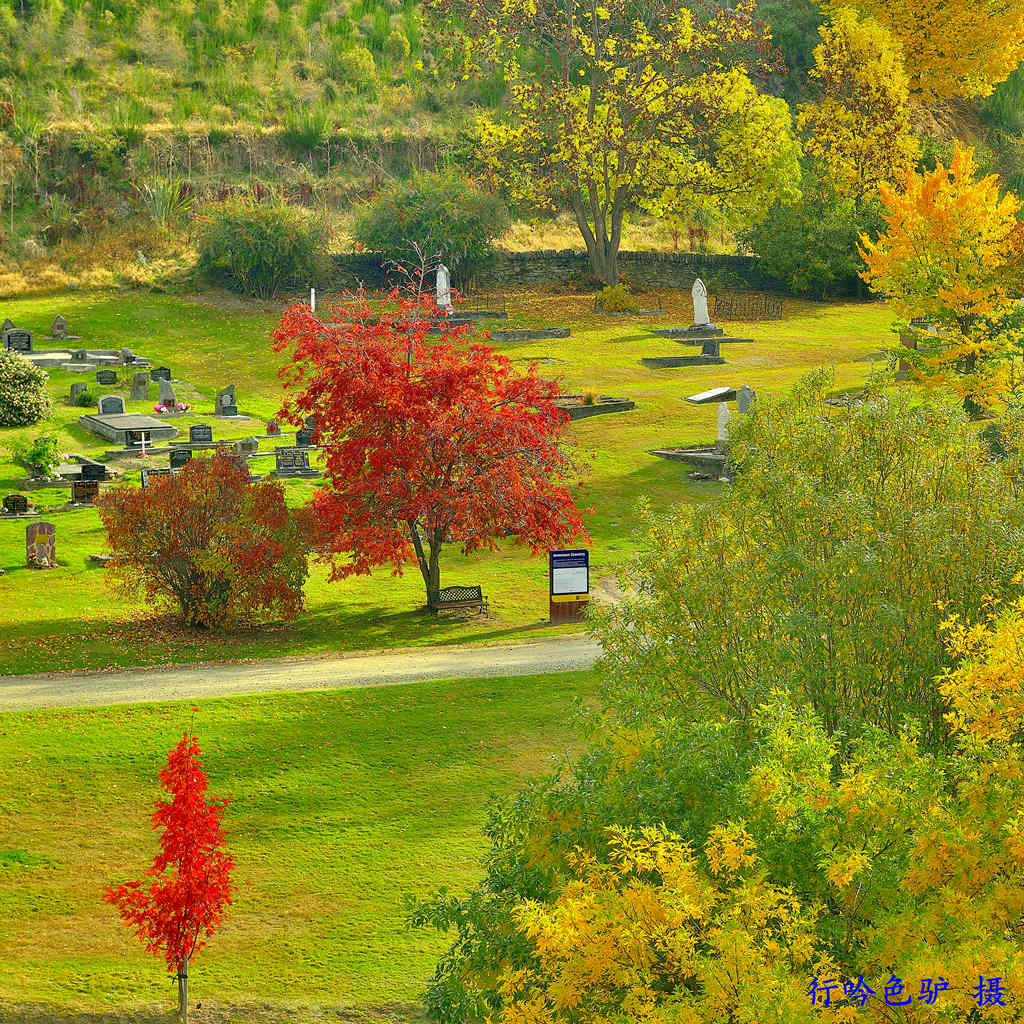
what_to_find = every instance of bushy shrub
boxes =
[96,450,311,629]
[332,45,377,91]
[0,349,51,426]
[13,434,60,478]
[351,170,510,288]
[741,166,883,298]
[197,200,326,299]
[73,388,97,407]
[384,28,410,61]
[597,283,639,312]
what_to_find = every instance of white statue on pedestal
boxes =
[692,278,711,327]
[436,264,453,313]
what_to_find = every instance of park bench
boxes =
[429,584,490,616]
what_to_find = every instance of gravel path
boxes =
[0,636,603,712]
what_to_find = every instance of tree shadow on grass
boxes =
[6,1001,429,1024]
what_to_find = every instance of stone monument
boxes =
[216,385,238,417]
[158,378,177,407]
[98,395,126,415]
[736,385,757,415]
[130,371,149,401]
[716,402,731,454]
[26,521,56,568]
[436,264,453,313]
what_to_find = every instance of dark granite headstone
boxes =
[98,395,126,415]
[216,385,238,417]
[304,414,318,429]
[96,369,117,386]
[71,349,89,362]
[275,449,312,475]
[80,463,107,482]
[295,428,313,447]
[50,315,70,340]
[169,448,193,469]
[141,467,172,488]
[3,493,28,514]
[700,337,721,358]
[4,328,32,352]
[71,479,99,505]
[190,424,213,444]
[151,366,171,382]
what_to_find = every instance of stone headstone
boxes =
[26,521,56,568]
[437,264,452,312]
[95,369,117,386]
[274,448,314,476]
[169,448,193,469]
[736,385,757,415]
[151,366,171,382]
[304,414,318,429]
[4,328,32,352]
[216,385,237,417]
[716,402,731,453]
[130,371,149,401]
[119,347,135,364]
[190,423,213,444]
[71,349,89,362]
[98,395,126,415]
[266,419,280,436]
[1,318,13,336]
[295,427,314,448]
[71,479,99,505]
[692,279,711,327]
[701,337,720,358]
[50,314,70,340]
[157,379,177,407]
[70,381,88,401]
[3,493,28,514]
[141,467,172,487]
[80,462,107,481]
[234,437,259,456]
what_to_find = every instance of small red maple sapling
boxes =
[105,732,234,1024]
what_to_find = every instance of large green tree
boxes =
[428,0,800,284]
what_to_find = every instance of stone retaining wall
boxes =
[328,250,786,293]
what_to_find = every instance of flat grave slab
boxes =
[554,396,637,421]
[79,413,180,444]
[641,355,724,368]
[686,387,737,404]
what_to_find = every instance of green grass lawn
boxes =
[0,669,597,1023]
[0,286,895,676]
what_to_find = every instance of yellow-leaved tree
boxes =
[859,142,1024,408]
[797,8,918,207]
[820,0,1024,98]
[426,0,800,285]
[494,605,1024,1024]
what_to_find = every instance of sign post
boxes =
[549,548,590,623]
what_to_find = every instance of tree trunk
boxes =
[569,191,625,285]
[408,522,443,607]
[178,963,189,1024]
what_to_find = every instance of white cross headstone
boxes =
[692,278,711,327]
[436,264,452,313]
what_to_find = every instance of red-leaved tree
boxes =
[96,449,310,628]
[273,288,588,606]
[106,731,233,1024]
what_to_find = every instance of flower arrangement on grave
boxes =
[176,402,191,412]
[154,404,168,414]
